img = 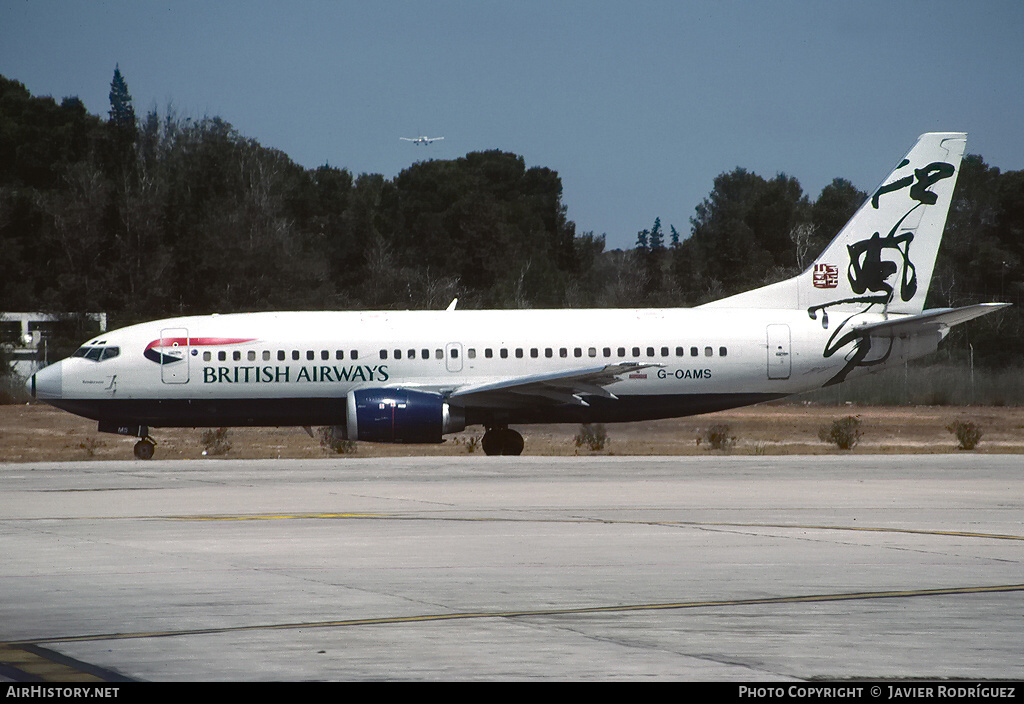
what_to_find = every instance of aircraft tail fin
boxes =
[703,132,967,316]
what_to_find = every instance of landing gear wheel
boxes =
[482,427,524,456]
[133,438,156,460]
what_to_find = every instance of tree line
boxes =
[1,70,1021,367]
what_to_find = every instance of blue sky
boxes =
[3,1,1023,250]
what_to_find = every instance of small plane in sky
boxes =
[26,132,1008,458]
[400,135,444,145]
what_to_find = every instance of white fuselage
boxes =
[32,306,925,430]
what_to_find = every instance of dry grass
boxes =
[3,402,1024,462]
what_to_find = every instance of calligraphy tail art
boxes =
[703,132,1008,386]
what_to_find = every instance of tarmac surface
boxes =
[1,455,1022,681]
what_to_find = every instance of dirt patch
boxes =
[2,402,1022,462]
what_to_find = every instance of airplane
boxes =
[26,132,1008,459]
[400,135,444,145]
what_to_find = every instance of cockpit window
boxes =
[73,346,120,362]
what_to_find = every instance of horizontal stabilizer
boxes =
[852,303,1010,338]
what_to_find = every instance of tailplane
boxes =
[704,132,967,316]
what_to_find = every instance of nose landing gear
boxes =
[481,426,524,456]
[98,422,156,460]
[133,437,157,460]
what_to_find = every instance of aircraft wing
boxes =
[852,303,1010,337]
[448,362,661,407]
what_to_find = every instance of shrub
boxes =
[200,427,232,456]
[78,437,104,457]
[318,425,357,454]
[574,423,608,451]
[818,416,862,450]
[947,420,983,450]
[704,423,735,450]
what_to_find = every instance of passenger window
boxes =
[690,347,698,357]
[468,349,476,359]
[292,350,300,361]
[336,350,344,360]
[574,348,582,358]
[500,348,509,359]
[661,347,669,357]
[278,350,286,361]
[234,351,242,362]
[422,349,430,359]
[264,351,271,361]
[380,350,388,360]
[485,348,493,359]
[515,348,523,359]
[603,347,611,357]
[545,348,553,358]
[351,350,358,360]
[675,346,684,357]
[322,350,330,361]
[632,347,640,357]
[705,346,713,357]
[588,347,597,357]
[720,347,728,357]
[618,347,626,357]
[559,348,568,358]
[646,347,654,357]
[204,351,212,362]
[435,349,443,359]
[530,348,538,358]
[306,350,315,361]
[248,351,256,362]
[219,351,227,362]
[450,348,458,358]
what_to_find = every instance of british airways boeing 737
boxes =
[27,133,1008,458]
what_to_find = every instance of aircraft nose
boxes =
[30,360,63,400]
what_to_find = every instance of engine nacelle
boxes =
[345,388,466,443]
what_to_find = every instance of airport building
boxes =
[1,312,107,378]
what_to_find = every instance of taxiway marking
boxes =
[162,512,1024,542]
[6,583,1023,648]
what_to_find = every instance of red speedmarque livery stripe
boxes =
[144,337,257,364]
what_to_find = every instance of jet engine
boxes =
[345,388,465,443]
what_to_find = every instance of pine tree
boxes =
[635,228,649,251]
[649,217,664,251]
[108,64,136,129]
[106,65,137,175]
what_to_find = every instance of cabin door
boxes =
[766,324,791,380]
[159,327,190,384]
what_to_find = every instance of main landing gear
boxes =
[481,426,524,456]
